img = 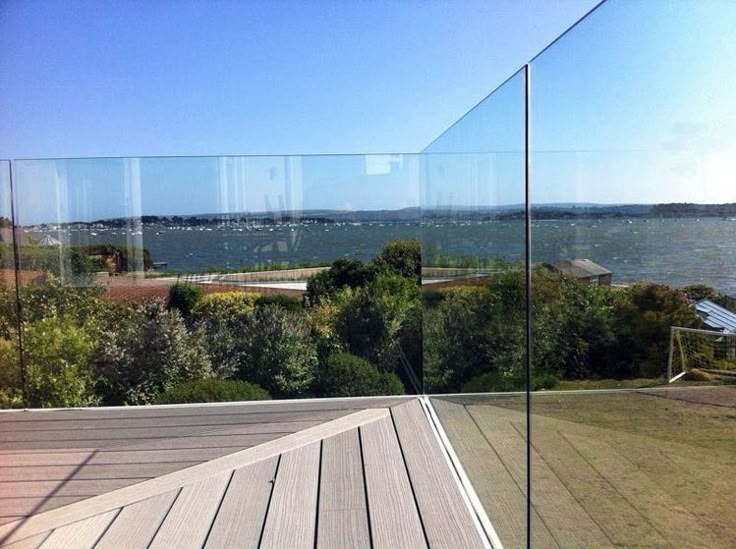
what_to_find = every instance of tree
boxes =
[374,239,421,283]
[305,258,375,305]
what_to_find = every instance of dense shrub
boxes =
[192,292,258,319]
[191,292,257,378]
[335,273,421,369]
[24,316,97,408]
[306,300,344,361]
[238,305,318,397]
[0,337,22,407]
[318,353,404,397]
[154,379,270,404]
[254,293,302,312]
[168,283,203,317]
[93,299,212,405]
[611,283,702,377]
[20,274,106,324]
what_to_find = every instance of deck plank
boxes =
[96,490,178,549]
[0,462,199,482]
[205,456,278,548]
[0,497,86,517]
[260,443,321,549]
[39,509,118,549]
[431,399,557,548]
[361,416,427,549]
[316,429,370,549]
[391,400,485,548]
[0,410,351,439]
[149,473,230,549]
[0,397,406,424]
[0,479,145,498]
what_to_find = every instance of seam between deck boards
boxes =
[422,397,499,549]
[0,406,391,546]
[357,427,374,549]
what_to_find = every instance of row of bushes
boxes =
[0,240,421,408]
[0,236,719,407]
[424,270,704,393]
[0,243,153,275]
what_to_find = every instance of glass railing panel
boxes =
[9,153,421,407]
[530,0,736,546]
[0,160,22,408]
[424,69,528,547]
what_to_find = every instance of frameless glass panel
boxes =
[0,160,23,408]
[531,1,736,546]
[11,154,421,406]
[424,69,528,548]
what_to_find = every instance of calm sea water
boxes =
[29,217,736,295]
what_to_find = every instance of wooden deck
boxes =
[432,393,736,549]
[0,397,404,527]
[0,398,487,549]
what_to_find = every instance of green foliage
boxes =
[306,300,345,362]
[20,274,105,324]
[154,378,270,404]
[192,291,258,318]
[0,337,22,407]
[93,299,212,405]
[24,316,97,408]
[168,282,203,317]
[374,239,421,283]
[317,353,404,397]
[191,292,257,378]
[612,283,701,377]
[238,305,318,398]
[0,243,152,275]
[305,258,375,305]
[334,273,420,373]
[424,265,706,392]
[424,277,525,393]
[254,293,302,312]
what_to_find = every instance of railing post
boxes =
[523,62,533,549]
[9,160,28,408]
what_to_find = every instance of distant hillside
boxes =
[22,203,736,228]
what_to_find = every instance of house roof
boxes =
[548,259,612,278]
[695,299,736,333]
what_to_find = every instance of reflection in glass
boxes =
[423,69,528,548]
[530,1,736,546]
[0,161,22,408]
[8,154,423,406]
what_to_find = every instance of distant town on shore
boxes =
[10,202,736,229]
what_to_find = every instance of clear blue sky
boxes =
[3,0,735,224]
[0,0,597,159]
